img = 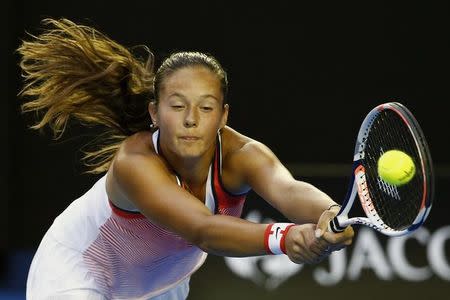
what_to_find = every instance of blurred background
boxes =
[2,1,449,299]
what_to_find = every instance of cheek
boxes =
[201,112,222,129]
[158,111,179,129]
[203,114,223,138]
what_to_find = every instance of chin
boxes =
[175,139,205,157]
[179,148,204,159]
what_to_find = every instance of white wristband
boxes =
[264,223,295,255]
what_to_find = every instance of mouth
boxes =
[179,136,200,141]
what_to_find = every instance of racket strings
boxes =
[363,109,424,231]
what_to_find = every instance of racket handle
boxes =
[328,216,346,233]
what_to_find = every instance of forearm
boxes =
[277,181,337,224]
[196,215,269,256]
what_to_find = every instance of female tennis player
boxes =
[19,18,354,300]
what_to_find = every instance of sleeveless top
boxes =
[49,130,247,299]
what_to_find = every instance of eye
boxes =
[171,105,185,110]
[201,106,213,111]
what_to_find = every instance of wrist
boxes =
[264,223,295,255]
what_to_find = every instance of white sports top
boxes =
[48,130,247,299]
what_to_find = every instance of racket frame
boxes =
[329,102,433,237]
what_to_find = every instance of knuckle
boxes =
[329,235,338,244]
[290,255,304,264]
[292,244,301,253]
[293,235,305,246]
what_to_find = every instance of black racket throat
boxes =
[329,217,346,233]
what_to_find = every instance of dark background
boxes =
[2,1,449,299]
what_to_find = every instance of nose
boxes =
[184,107,198,128]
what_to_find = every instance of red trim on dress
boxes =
[108,200,146,219]
[213,147,246,208]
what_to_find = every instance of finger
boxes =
[293,240,318,264]
[321,231,343,244]
[315,209,339,239]
[309,244,323,256]
[314,251,330,263]
[307,251,327,265]
[306,244,329,264]
[315,238,330,249]
[289,252,307,264]
[310,240,329,255]
[296,235,316,261]
[323,225,354,244]
[315,213,331,239]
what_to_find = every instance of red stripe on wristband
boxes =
[264,224,274,254]
[280,224,295,254]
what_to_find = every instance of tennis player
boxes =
[19,18,354,300]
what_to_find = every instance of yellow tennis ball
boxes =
[377,150,416,185]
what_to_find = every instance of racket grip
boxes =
[328,217,346,233]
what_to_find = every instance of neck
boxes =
[160,143,215,187]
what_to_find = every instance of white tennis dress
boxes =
[27,130,247,300]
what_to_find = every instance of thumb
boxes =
[315,211,331,238]
[315,204,341,238]
[315,227,323,239]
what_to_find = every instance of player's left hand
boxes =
[314,205,354,252]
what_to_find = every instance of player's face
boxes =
[150,66,228,159]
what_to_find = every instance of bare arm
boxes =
[111,151,268,257]
[230,140,336,224]
[227,140,354,250]
[110,136,350,263]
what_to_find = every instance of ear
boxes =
[148,101,158,126]
[220,104,229,130]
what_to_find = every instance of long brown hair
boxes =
[18,18,154,173]
[18,18,229,174]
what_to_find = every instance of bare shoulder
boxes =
[221,126,251,153]
[107,131,170,210]
[221,126,273,163]
[118,131,155,157]
[221,127,276,193]
[112,130,173,176]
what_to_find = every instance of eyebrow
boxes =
[168,92,219,102]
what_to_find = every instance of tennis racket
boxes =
[328,102,434,236]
